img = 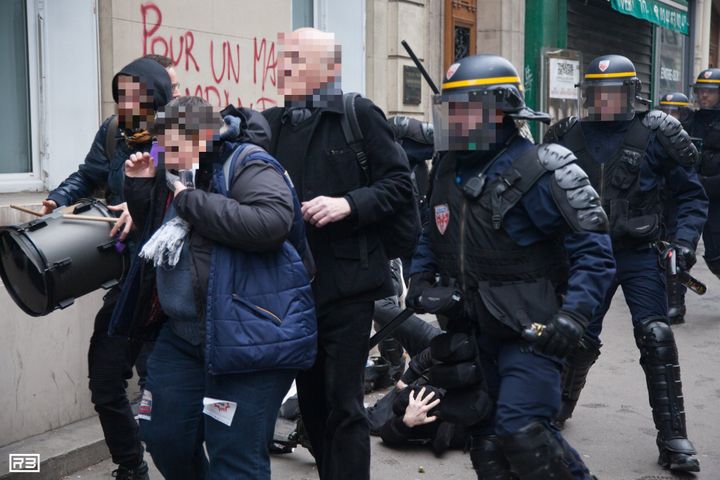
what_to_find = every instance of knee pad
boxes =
[430,332,477,363]
[634,318,678,364]
[499,422,574,480]
[469,435,516,479]
[439,387,493,427]
[428,361,483,390]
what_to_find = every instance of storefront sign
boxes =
[611,0,689,35]
[549,58,580,100]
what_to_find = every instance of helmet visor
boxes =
[432,91,506,151]
[580,84,635,121]
[691,85,720,110]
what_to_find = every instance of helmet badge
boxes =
[704,71,713,79]
[598,60,610,72]
[666,94,673,101]
[446,63,460,80]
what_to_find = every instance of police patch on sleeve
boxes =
[435,204,450,235]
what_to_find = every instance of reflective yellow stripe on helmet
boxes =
[696,79,720,84]
[442,76,522,90]
[659,101,689,106]
[584,71,637,79]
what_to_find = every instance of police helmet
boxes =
[692,68,720,110]
[433,54,549,151]
[658,92,691,122]
[580,54,641,121]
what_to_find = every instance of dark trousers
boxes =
[474,335,592,480]
[88,289,145,467]
[586,247,667,342]
[703,228,720,276]
[140,325,296,480]
[373,296,440,356]
[296,300,374,480]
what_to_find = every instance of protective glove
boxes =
[534,310,588,358]
[406,272,436,313]
[673,242,696,271]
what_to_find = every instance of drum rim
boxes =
[0,227,53,316]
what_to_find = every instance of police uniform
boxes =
[409,54,615,480]
[544,55,707,473]
[685,69,720,281]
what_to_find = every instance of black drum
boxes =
[0,200,127,316]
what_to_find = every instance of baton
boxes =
[659,242,707,295]
[401,40,440,95]
[368,308,414,351]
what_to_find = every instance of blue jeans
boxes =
[586,247,666,342]
[140,325,296,480]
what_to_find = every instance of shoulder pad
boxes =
[537,143,577,171]
[554,162,591,189]
[550,162,608,233]
[642,110,698,167]
[543,116,578,143]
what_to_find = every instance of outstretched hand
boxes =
[403,387,441,428]
[125,151,156,178]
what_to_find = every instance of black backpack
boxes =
[340,93,422,260]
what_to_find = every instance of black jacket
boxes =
[263,97,414,309]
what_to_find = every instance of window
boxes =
[0,0,32,174]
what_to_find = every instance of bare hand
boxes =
[107,202,133,241]
[40,199,58,215]
[402,387,441,428]
[125,151,156,178]
[396,379,408,390]
[301,196,351,228]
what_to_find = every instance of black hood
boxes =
[219,105,272,150]
[112,58,172,110]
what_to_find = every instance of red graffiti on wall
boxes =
[140,2,278,109]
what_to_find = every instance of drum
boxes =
[0,200,127,316]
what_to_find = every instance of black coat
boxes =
[263,97,414,309]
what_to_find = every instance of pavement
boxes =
[4,250,720,479]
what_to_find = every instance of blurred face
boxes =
[117,75,155,130]
[158,127,212,170]
[584,86,629,121]
[167,67,181,98]
[695,87,720,109]
[448,101,503,137]
[278,28,341,99]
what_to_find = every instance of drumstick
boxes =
[62,214,118,223]
[10,204,43,217]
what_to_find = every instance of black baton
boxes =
[368,308,415,351]
[401,40,440,95]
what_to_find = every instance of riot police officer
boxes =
[408,54,616,480]
[685,69,720,282]
[544,54,707,473]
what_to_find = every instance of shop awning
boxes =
[610,0,689,35]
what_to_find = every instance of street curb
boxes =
[0,416,110,480]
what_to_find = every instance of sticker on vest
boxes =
[136,390,152,421]
[203,397,237,426]
[435,204,450,235]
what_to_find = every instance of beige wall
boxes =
[366,0,443,120]
[476,0,525,76]
[98,0,292,118]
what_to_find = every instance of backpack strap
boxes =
[340,92,370,183]
[105,115,119,161]
[223,144,265,192]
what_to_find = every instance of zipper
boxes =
[231,294,282,326]
[599,162,605,202]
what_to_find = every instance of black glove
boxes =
[673,242,696,271]
[534,310,588,358]
[406,272,435,313]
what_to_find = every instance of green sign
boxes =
[610,0,689,35]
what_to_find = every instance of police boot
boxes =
[112,461,149,480]
[468,435,517,480]
[499,422,575,480]
[554,339,601,429]
[364,356,392,392]
[379,336,406,382]
[634,319,700,473]
[666,271,686,325]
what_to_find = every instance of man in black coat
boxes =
[262,27,413,480]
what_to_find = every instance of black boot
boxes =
[379,336,406,382]
[499,422,576,480]
[666,270,686,325]
[468,435,517,480]
[635,319,700,473]
[112,460,149,480]
[554,339,601,429]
